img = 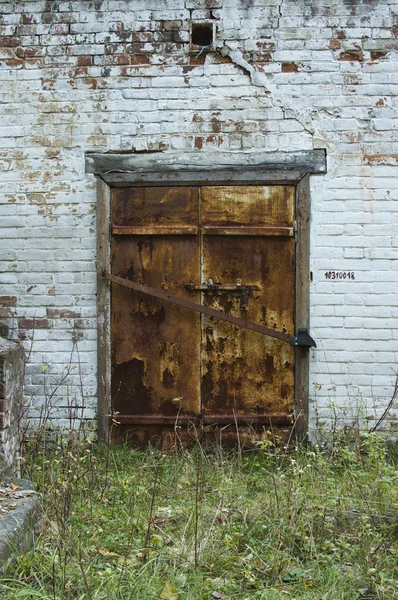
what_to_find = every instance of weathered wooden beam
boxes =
[96,178,111,443]
[85,149,327,181]
[294,174,311,441]
[98,170,308,186]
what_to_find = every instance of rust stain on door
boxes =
[111,187,201,421]
[110,185,296,443]
[201,186,295,418]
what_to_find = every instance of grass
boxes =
[2,432,398,599]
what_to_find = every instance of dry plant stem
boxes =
[271,470,280,517]
[52,558,56,600]
[174,405,183,449]
[98,428,112,505]
[347,468,371,512]
[23,314,36,366]
[143,461,160,563]
[268,416,276,447]
[369,372,398,433]
[233,394,242,461]
[279,411,300,471]
[194,453,202,570]
[117,490,137,591]
[78,542,93,600]
[76,343,87,428]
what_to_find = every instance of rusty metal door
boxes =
[110,185,296,443]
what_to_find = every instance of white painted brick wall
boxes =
[0,0,397,436]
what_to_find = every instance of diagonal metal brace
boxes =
[103,272,316,348]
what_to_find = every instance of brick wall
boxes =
[0,0,397,436]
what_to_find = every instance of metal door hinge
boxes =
[291,328,316,348]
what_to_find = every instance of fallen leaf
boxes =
[9,482,19,490]
[216,510,228,524]
[159,582,180,600]
[98,548,120,558]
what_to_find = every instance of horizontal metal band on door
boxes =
[112,225,199,235]
[112,414,293,426]
[111,225,294,236]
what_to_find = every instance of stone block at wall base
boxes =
[0,338,24,479]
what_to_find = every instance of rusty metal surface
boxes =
[111,187,201,420]
[185,281,260,292]
[202,225,294,236]
[201,186,295,227]
[110,185,296,444]
[112,225,199,235]
[201,186,295,418]
[105,272,292,344]
[112,424,294,449]
[112,413,292,426]
[112,187,199,227]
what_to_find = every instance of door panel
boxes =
[112,186,199,228]
[111,188,201,419]
[201,185,295,227]
[200,186,295,418]
[201,236,295,416]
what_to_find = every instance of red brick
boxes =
[0,37,22,47]
[339,50,363,61]
[0,296,17,307]
[77,55,93,66]
[129,54,150,65]
[329,39,341,50]
[282,62,299,72]
[370,50,387,60]
[18,318,50,329]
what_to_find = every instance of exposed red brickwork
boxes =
[0,297,17,307]
[18,319,50,330]
[338,50,364,61]
[46,309,81,319]
[329,39,341,50]
[282,62,299,73]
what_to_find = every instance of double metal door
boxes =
[110,185,296,442]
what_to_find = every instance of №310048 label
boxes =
[324,271,355,280]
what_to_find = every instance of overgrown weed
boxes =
[2,432,398,599]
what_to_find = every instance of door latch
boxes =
[185,280,260,311]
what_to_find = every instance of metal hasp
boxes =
[291,328,317,348]
[185,279,260,311]
[185,279,260,292]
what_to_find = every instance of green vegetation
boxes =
[2,433,398,599]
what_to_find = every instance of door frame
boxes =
[86,150,327,442]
